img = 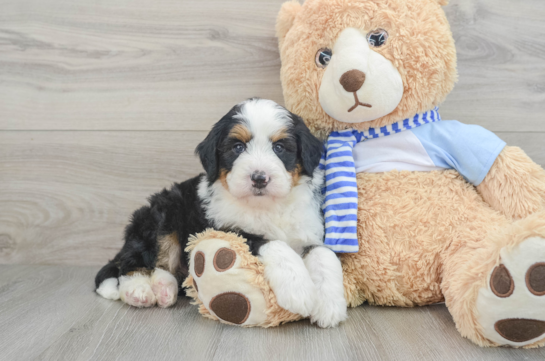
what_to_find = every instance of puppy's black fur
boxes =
[196,105,242,185]
[95,100,323,294]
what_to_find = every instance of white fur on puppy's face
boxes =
[319,28,404,124]
[226,99,295,199]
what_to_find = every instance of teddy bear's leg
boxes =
[477,146,545,220]
[183,229,302,327]
[303,246,347,328]
[442,212,545,348]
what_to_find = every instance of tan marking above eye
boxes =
[271,128,290,143]
[194,251,205,277]
[490,264,514,298]
[229,124,252,143]
[526,262,545,296]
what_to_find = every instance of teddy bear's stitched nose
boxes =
[340,69,366,92]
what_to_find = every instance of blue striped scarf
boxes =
[318,108,441,253]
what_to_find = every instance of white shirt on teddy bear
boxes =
[352,120,506,186]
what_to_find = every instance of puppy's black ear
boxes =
[195,105,240,183]
[292,113,323,176]
[195,128,220,183]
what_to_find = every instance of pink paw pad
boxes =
[124,289,154,307]
[152,283,175,307]
[151,271,178,308]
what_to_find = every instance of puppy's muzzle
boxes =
[251,171,269,189]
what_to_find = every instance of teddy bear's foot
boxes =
[183,230,302,327]
[476,236,545,347]
[188,239,266,325]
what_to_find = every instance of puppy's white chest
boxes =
[199,176,324,252]
[238,208,310,244]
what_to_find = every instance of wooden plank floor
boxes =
[0,264,544,361]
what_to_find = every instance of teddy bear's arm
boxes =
[477,146,545,220]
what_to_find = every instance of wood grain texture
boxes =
[0,0,285,131]
[0,264,544,361]
[0,0,544,131]
[442,0,545,132]
[0,131,205,265]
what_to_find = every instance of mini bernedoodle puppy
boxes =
[95,98,347,327]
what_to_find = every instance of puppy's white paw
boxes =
[305,246,348,328]
[96,277,120,300]
[119,273,156,308]
[259,241,317,317]
[310,294,348,328]
[151,268,178,308]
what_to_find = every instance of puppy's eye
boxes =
[367,29,388,47]
[315,48,332,68]
[273,143,285,154]
[233,143,246,154]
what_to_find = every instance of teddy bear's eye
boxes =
[367,29,389,47]
[315,48,332,68]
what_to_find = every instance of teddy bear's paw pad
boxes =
[490,264,514,298]
[194,251,205,277]
[119,275,156,308]
[213,248,236,272]
[494,319,545,343]
[209,292,251,324]
[151,268,178,308]
[189,238,267,326]
[527,262,545,296]
[477,237,545,347]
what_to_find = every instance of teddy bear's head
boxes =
[276,0,457,138]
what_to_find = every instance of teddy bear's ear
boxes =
[276,1,302,47]
[436,0,449,5]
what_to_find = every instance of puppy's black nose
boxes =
[251,171,268,189]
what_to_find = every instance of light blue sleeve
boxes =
[411,121,506,186]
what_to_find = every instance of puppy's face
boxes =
[196,98,323,199]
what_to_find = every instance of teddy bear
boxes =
[183,0,545,348]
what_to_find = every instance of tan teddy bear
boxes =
[185,0,545,348]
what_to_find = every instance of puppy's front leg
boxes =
[258,240,317,317]
[303,246,347,328]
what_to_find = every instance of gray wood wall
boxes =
[1,0,544,266]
